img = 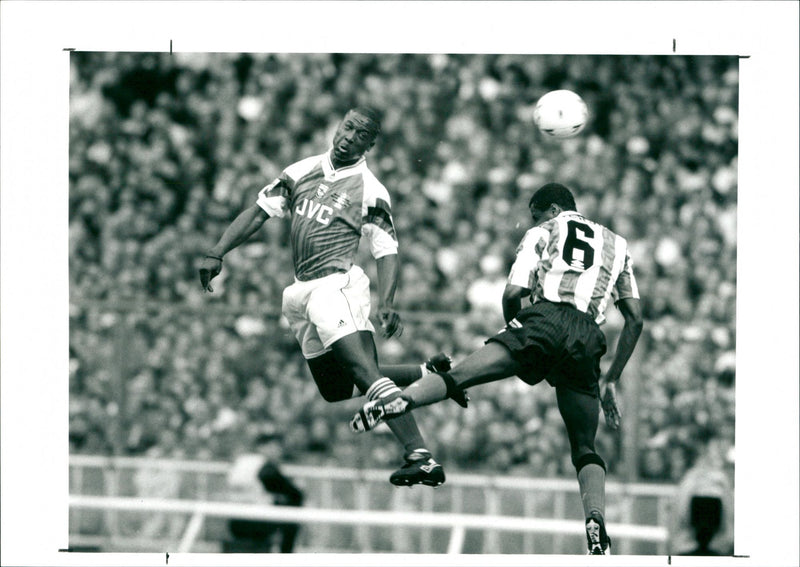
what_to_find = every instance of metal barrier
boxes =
[69,455,676,554]
[69,494,669,554]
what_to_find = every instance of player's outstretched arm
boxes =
[601,297,643,429]
[199,204,270,292]
[375,253,403,338]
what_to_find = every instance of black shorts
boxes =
[487,301,607,397]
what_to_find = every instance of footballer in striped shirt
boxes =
[352,183,644,553]
[199,107,446,488]
[505,188,639,326]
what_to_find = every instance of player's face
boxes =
[331,111,377,166]
[530,204,559,226]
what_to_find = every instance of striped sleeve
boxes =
[507,227,548,289]
[362,178,398,259]
[613,246,640,301]
[365,198,395,236]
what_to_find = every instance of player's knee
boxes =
[573,452,606,474]
[307,354,355,403]
[316,381,354,403]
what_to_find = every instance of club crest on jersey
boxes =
[315,183,330,199]
[331,192,351,210]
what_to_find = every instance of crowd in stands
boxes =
[68,52,738,483]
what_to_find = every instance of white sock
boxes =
[366,377,401,401]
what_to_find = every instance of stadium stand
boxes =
[68,53,737,539]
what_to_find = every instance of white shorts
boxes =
[282,264,375,359]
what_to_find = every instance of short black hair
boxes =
[529,183,577,212]
[349,106,382,137]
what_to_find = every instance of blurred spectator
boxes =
[223,434,304,553]
[133,429,187,540]
[668,437,735,555]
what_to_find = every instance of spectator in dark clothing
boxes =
[225,435,305,553]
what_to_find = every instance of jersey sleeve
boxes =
[507,227,548,289]
[255,155,322,217]
[256,174,291,218]
[613,247,640,301]
[361,178,399,259]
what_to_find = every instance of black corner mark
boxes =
[672,39,676,53]
[166,552,169,564]
[169,40,172,54]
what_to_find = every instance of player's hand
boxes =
[601,381,621,430]
[378,308,403,339]
[199,255,223,292]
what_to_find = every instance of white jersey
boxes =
[507,211,639,324]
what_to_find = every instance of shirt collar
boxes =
[324,148,366,177]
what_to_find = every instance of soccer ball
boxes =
[533,89,589,139]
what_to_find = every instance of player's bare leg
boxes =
[556,385,611,554]
[306,348,452,401]
[363,330,452,388]
[333,332,444,487]
[379,352,452,387]
[351,342,522,432]
[430,341,523,392]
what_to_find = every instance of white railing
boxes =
[69,455,676,554]
[69,495,669,554]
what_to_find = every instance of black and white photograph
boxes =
[1,2,798,566]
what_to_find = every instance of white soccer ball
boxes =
[533,89,589,139]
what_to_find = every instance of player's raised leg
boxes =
[294,269,445,487]
[363,329,453,389]
[380,352,452,387]
[332,332,444,487]
[306,349,452,401]
[351,341,521,432]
